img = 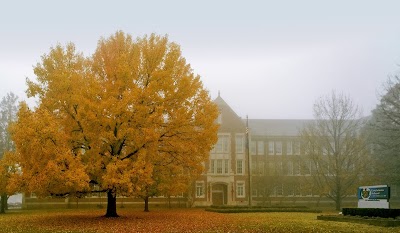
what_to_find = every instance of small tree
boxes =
[0,93,18,213]
[300,91,370,210]
[12,31,219,217]
[255,177,281,206]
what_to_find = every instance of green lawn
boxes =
[0,208,399,232]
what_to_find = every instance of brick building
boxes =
[193,94,355,207]
[23,94,400,209]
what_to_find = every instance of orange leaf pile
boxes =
[0,209,396,233]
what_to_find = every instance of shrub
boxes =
[206,207,321,213]
[342,208,400,218]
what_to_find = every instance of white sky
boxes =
[1,0,400,119]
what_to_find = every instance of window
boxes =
[210,146,216,154]
[235,135,244,153]
[293,160,300,175]
[311,161,317,175]
[217,114,222,124]
[276,184,283,196]
[236,182,245,197]
[286,185,294,196]
[322,146,328,156]
[287,141,293,155]
[268,141,274,155]
[250,141,256,155]
[327,164,333,176]
[251,161,257,175]
[294,185,301,196]
[268,162,275,175]
[301,160,311,175]
[287,161,293,175]
[277,162,283,175]
[210,159,230,174]
[330,141,335,155]
[294,141,301,155]
[252,188,258,197]
[215,135,230,153]
[216,160,223,174]
[258,161,265,175]
[196,182,204,198]
[275,141,282,155]
[342,159,354,171]
[304,186,313,196]
[236,160,243,174]
[257,141,264,155]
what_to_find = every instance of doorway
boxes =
[212,183,228,206]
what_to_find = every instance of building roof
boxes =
[214,94,370,137]
[247,119,313,137]
[214,94,242,119]
[214,94,312,136]
[214,94,246,132]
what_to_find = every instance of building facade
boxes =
[193,94,357,207]
[22,94,400,209]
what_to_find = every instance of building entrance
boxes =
[212,183,228,206]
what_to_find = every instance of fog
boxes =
[1,0,400,118]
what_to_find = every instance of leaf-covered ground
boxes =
[0,208,398,233]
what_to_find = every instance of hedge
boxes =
[206,207,321,213]
[342,208,400,218]
[209,205,309,209]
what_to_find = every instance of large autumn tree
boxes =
[300,91,370,211]
[11,31,219,217]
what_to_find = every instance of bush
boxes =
[342,208,400,218]
[209,205,308,209]
[206,207,321,213]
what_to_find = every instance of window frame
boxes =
[275,141,282,155]
[287,141,293,155]
[235,134,245,153]
[257,141,264,155]
[268,141,274,155]
[250,141,256,155]
[196,182,205,198]
[216,159,223,174]
[236,160,243,174]
[236,182,245,198]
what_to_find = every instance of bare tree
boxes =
[367,76,400,185]
[0,92,18,213]
[300,91,370,210]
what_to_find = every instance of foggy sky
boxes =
[1,0,400,119]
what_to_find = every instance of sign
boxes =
[357,185,390,209]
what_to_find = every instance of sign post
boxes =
[358,185,390,209]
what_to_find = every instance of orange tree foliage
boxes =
[11,31,219,217]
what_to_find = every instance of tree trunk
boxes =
[0,193,7,214]
[4,194,8,211]
[335,196,341,211]
[105,190,118,217]
[144,196,149,212]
